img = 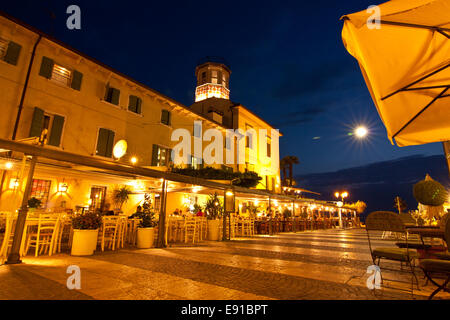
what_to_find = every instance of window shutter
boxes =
[39,56,54,79]
[29,107,44,138]
[96,128,109,157]
[151,144,159,166]
[128,95,137,112]
[106,130,115,158]
[71,70,83,91]
[4,41,22,65]
[48,115,64,146]
[111,88,120,105]
[104,85,110,100]
[166,148,172,164]
[161,110,171,125]
[136,97,142,114]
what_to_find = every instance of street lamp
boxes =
[334,191,349,204]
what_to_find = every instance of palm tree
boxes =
[281,156,299,187]
[280,158,288,186]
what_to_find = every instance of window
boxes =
[151,144,172,166]
[38,56,83,90]
[245,124,254,148]
[0,37,22,65]
[29,107,65,147]
[193,122,202,138]
[267,136,271,157]
[51,63,72,86]
[211,70,218,84]
[222,74,227,88]
[30,179,52,208]
[128,95,142,114]
[191,156,203,170]
[104,86,120,105]
[201,72,206,84]
[96,128,115,158]
[161,109,171,126]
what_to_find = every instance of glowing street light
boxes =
[334,191,349,203]
[354,126,368,138]
[5,162,13,170]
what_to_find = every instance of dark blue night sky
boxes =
[1,0,444,177]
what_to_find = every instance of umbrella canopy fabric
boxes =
[341,0,450,147]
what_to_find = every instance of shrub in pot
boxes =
[71,212,102,256]
[413,174,448,219]
[205,193,224,241]
[135,194,157,248]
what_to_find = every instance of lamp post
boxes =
[335,191,349,229]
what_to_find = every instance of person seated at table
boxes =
[195,209,204,217]
[173,208,181,216]
[128,205,143,219]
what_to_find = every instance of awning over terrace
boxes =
[341,0,450,147]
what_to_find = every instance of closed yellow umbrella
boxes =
[341,0,450,147]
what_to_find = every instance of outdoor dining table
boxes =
[405,226,447,259]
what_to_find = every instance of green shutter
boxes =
[111,88,120,105]
[104,85,110,100]
[136,97,142,114]
[4,41,22,65]
[71,70,83,91]
[106,130,115,158]
[161,110,170,125]
[48,115,64,146]
[39,56,54,79]
[151,144,159,166]
[29,107,44,138]
[96,128,109,157]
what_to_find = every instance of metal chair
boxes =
[365,211,420,295]
[419,218,450,299]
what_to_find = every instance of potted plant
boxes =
[136,194,157,248]
[112,186,132,212]
[28,197,42,211]
[71,211,102,256]
[205,193,223,241]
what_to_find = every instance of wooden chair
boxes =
[99,216,120,251]
[25,214,60,257]
[184,217,197,244]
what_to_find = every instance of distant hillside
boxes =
[296,155,450,221]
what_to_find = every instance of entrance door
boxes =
[90,186,106,211]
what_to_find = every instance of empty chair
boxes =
[25,214,60,257]
[365,211,419,295]
[184,217,197,244]
[99,216,121,251]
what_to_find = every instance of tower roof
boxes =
[196,56,231,73]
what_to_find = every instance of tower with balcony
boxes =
[194,57,231,102]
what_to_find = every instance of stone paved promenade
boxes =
[0,228,448,300]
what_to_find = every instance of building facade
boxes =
[0,14,282,217]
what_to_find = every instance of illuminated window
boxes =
[267,136,271,157]
[211,70,218,84]
[51,63,72,86]
[222,74,227,88]
[151,145,172,166]
[30,179,52,208]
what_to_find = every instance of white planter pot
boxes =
[137,227,155,248]
[207,219,220,241]
[71,229,98,256]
